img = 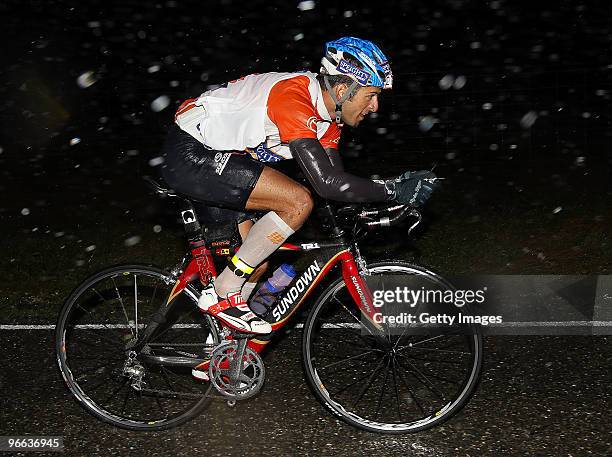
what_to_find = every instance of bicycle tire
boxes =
[302,261,483,434]
[56,264,219,431]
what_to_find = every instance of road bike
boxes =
[56,178,483,433]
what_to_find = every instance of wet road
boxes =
[1,324,610,457]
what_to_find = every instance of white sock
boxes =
[215,211,294,297]
[241,282,257,300]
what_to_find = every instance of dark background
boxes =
[1,0,611,310]
[0,2,610,455]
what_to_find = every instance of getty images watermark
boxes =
[364,275,612,335]
[370,285,503,328]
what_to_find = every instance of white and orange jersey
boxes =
[174,72,341,162]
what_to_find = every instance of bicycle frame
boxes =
[165,229,378,354]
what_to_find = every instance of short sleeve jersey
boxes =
[174,72,341,163]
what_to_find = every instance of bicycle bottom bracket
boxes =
[208,341,265,400]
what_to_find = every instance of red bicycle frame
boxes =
[166,239,378,353]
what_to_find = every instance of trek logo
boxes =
[214,152,231,175]
[337,59,370,86]
[271,260,322,321]
[351,276,371,314]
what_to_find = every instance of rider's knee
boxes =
[292,185,314,220]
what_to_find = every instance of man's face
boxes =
[337,85,381,127]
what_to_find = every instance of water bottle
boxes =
[249,264,296,316]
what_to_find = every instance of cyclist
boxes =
[161,37,438,339]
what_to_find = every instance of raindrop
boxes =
[595,89,607,96]
[453,75,467,90]
[553,207,562,214]
[77,71,97,88]
[151,95,170,112]
[170,80,180,87]
[149,156,164,167]
[200,72,209,82]
[575,156,585,166]
[343,10,353,18]
[445,152,457,160]
[339,183,350,192]
[489,144,499,151]
[70,137,81,146]
[418,116,437,132]
[297,1,315,11]
[85,245,96,252]
[581,112,591,119]
[520,111,538,128]
[124,236,142,247]
[470,41,481,49]
[294,33,304,41]
[153,225,162,233]
[376,127,387,135]
[75,260,86,267]
[147,64,161,73]
[482,103,493,110]
[438,75,454,90]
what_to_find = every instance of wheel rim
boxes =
[57,267,218,428]
[305,264,483,432]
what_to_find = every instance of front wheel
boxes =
[56,265,220,431]
[302,261,483,434]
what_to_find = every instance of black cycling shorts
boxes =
[160,125,265,223]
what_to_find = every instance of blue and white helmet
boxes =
[321,37,393,89]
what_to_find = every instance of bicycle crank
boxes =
[208,340,265,401]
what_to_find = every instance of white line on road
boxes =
[1,321,612,330]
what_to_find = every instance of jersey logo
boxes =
[306,116,318,133]
[248,143,284,163]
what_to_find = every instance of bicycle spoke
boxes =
[352,357,385,408]
[102,377,130,407]
[393,355,426,416]
[111,277,134,338]
[72,304,128,347]
[333,295,383,342]
[329,356,384,397]
[397,354,462,386]
[395,354,446,400]
[147,375,168,415]
[134,275,139,339]
[374,358,391,420]
[391,360,403,421]
[319,349,379,371]
[121,383,132,415]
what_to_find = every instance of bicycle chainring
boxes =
[208,341,265,400]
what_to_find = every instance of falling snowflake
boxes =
[151,95,170,112]
[439,75,454,90]
[148,156,164,167]
[124,236,142,247]
[520,111,538,128]
[77,71,97,88]
[297,1,315,11]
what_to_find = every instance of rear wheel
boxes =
[302,262,483,433]
[56,265,220,430]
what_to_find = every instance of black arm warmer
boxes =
[289,138,390,203]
